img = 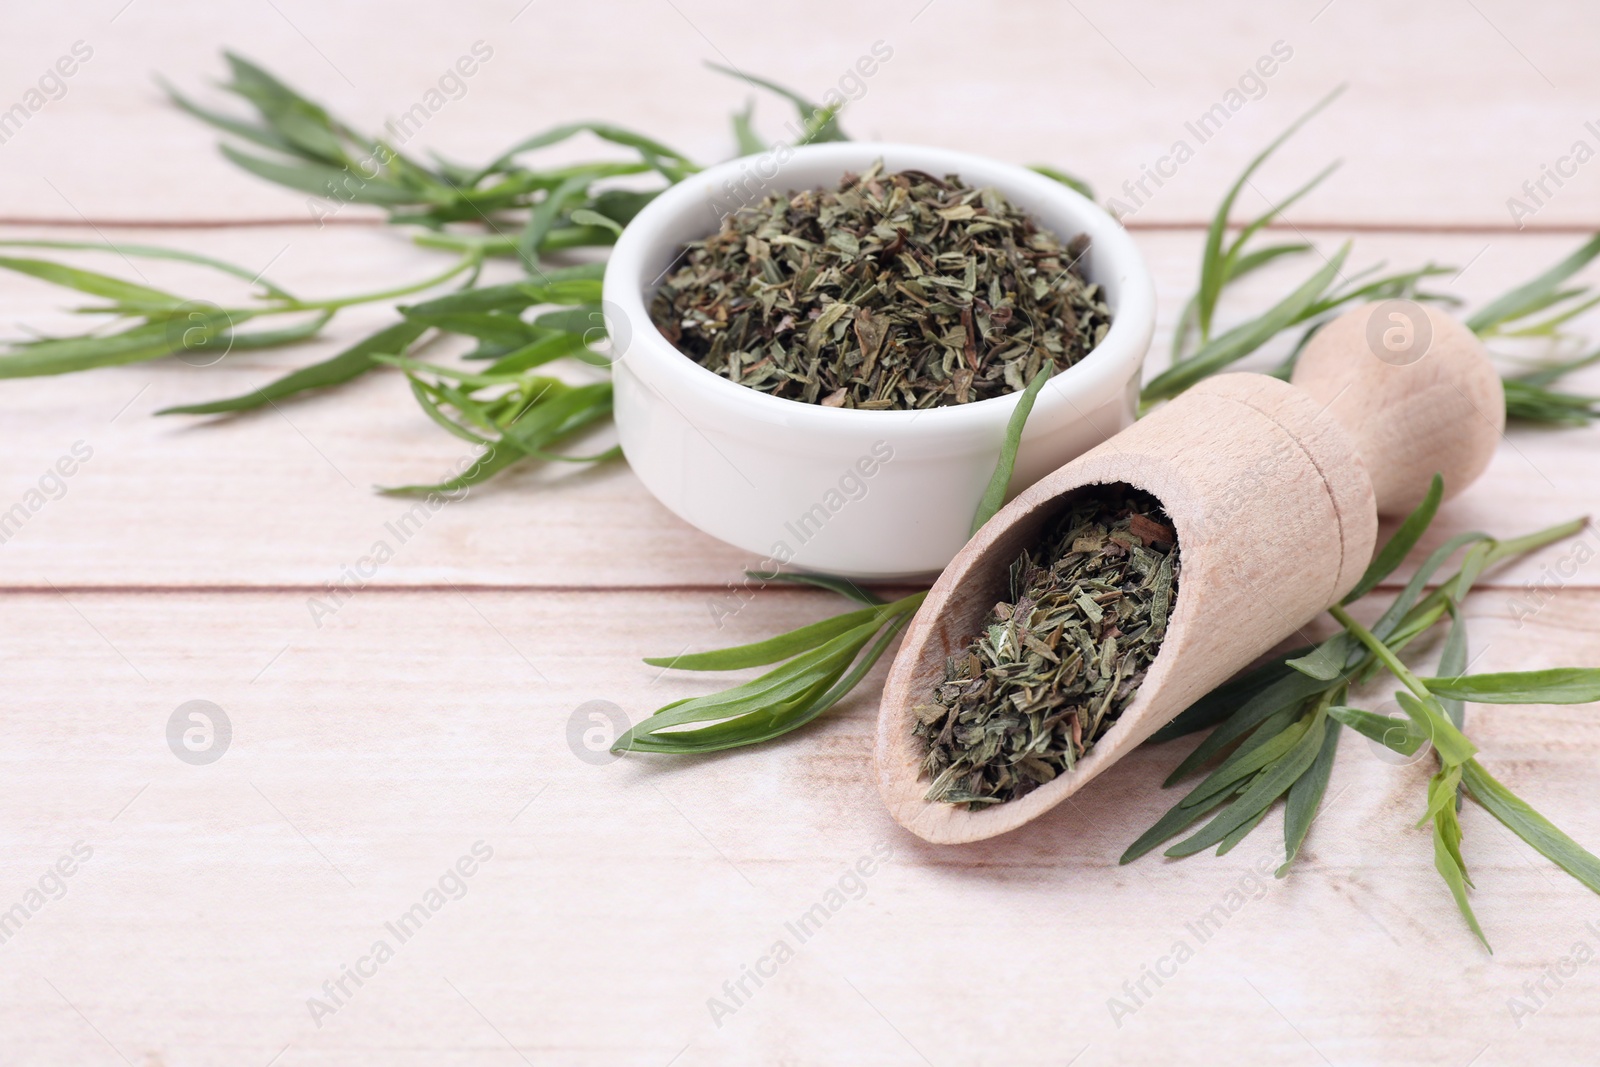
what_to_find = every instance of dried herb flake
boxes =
[650,160,1112,410]
[916,487,1179,807]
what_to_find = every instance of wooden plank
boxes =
[4,0,1600,228]
[2,225,1596,590]
[0,584,1596,1063]
[4,4,1599,1063]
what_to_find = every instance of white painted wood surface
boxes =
[2,2,1600,1064]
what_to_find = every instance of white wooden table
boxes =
[3,2,1600,1063]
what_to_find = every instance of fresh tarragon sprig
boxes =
[165,52,696,250]
[0,56,861,491]
[1145,88,1600,424]
[1125,474,1600,949]
[1465,233,1600,425]
[1142,86,1459,406]
[0,238,479,380]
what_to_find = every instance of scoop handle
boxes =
[1290,302,1504,517]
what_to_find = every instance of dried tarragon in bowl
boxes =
[648,160,1112,410]
[915,488,1179,808]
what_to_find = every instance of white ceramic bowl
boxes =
[604,142,1154,579]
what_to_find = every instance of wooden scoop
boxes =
[875,302,1505,844]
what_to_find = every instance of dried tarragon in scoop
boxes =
[916,488,1179,808]
[649,160,1112,410]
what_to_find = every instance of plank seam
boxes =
[0,580,1551,595]
[1,218,1597,235]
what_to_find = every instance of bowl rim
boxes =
[603,141,1154,440]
